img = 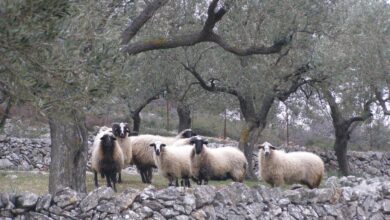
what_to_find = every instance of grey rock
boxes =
[96,201,120,214]
[160,208,180,218]
[115,188,140,211]
[369,212,385,220]
[28,212,53,220]
[0,210,14,218]
[35,194,52,211]
[284,190,302,204]
[288,205,304,219]
[48,205,63,216]
[121,210,141,219]
[53,187,82,208]
[142,200,165,211]
[0,158,13,169]
[156,187,181,201]
[278,198,290,207]
[173,215,189,220]
[194,185,216,208]
[382,199,390,214]
[16,192,38,209]
[139,185,156,201]
[152,211,166,220]
[79,187,115,212]
[191,209,207,220]
[227,213,245,220]
[183,193,196,214]
[173,204,186,213]
[137,206,154,219]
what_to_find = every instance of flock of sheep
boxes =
[91,123,325,192]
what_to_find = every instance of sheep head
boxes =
[149,141,166,156]
[259,142,276,157]
[190,136,208,154]
[112,122,131,138]
[180,129,197,138]
[100,134,117,154]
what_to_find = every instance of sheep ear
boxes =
[257,145,264,150]
[203,140,208,145]
[149,143,155,147]
[112,137,117,141]
[161,144,166,148]
[270,145,276,150]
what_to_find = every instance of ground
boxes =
[0,170,261,195]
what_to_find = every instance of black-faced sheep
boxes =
[149,141,192,187]
[258,142,325,189]
[91,129,124,192]
[112,122,133,183]
[130,129,197,184]
[189,136,247,185]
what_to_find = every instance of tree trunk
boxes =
[131,113,141,135]
[48,110,88,194]
[177,102,191,132]
[0,96,12,130]
[334,136,349,176]
[238,121,258,179]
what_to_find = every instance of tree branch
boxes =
[130,90,163,116]
[374,88,390,115]
[121,0,169,45]
[121,0,292,56]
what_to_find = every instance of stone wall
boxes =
[1,135,390,179]
[1,176,390,219]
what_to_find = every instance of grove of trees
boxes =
[0,0,389,193]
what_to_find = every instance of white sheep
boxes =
[189,136,247,185]
[258,142,325,189]
[112,122,133,183]
[149,141,192,187]
[130,129,197,184]
[91,128,124,192]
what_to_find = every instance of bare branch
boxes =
[374,88,390,115]
[122,0,292,56]
[121,0,169,45]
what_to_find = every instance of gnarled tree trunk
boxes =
[0,96,12,130]
[48,110,88,194]
[177,102,191,132]
[334,133,350,175]
[131,112,141,135]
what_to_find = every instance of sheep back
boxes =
[191,145,247,182]
[259,150,324,188]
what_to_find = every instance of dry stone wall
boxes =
[1,176,390,219]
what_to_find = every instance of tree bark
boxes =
[0,96,12,130]
[334,132,350,175]
[131,113,141,134]
[177,102,191,132]
[48,110,88,194]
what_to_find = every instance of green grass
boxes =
[0,171,266,195]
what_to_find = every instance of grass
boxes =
[0,171,265,195]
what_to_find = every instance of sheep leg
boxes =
[118,172,122,183]
[175,179,179,187]
[145,168,153,184]
[105,172,112,188]
[111,172,117,192]
[204,179,208,185]
[94,171,99,188]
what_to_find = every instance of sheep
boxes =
[91,128,124,192]
[130,129,197,184]
[149,141,192,187]
[258,142,325,189]
[189,136,248,185]
[112,122,133,183]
